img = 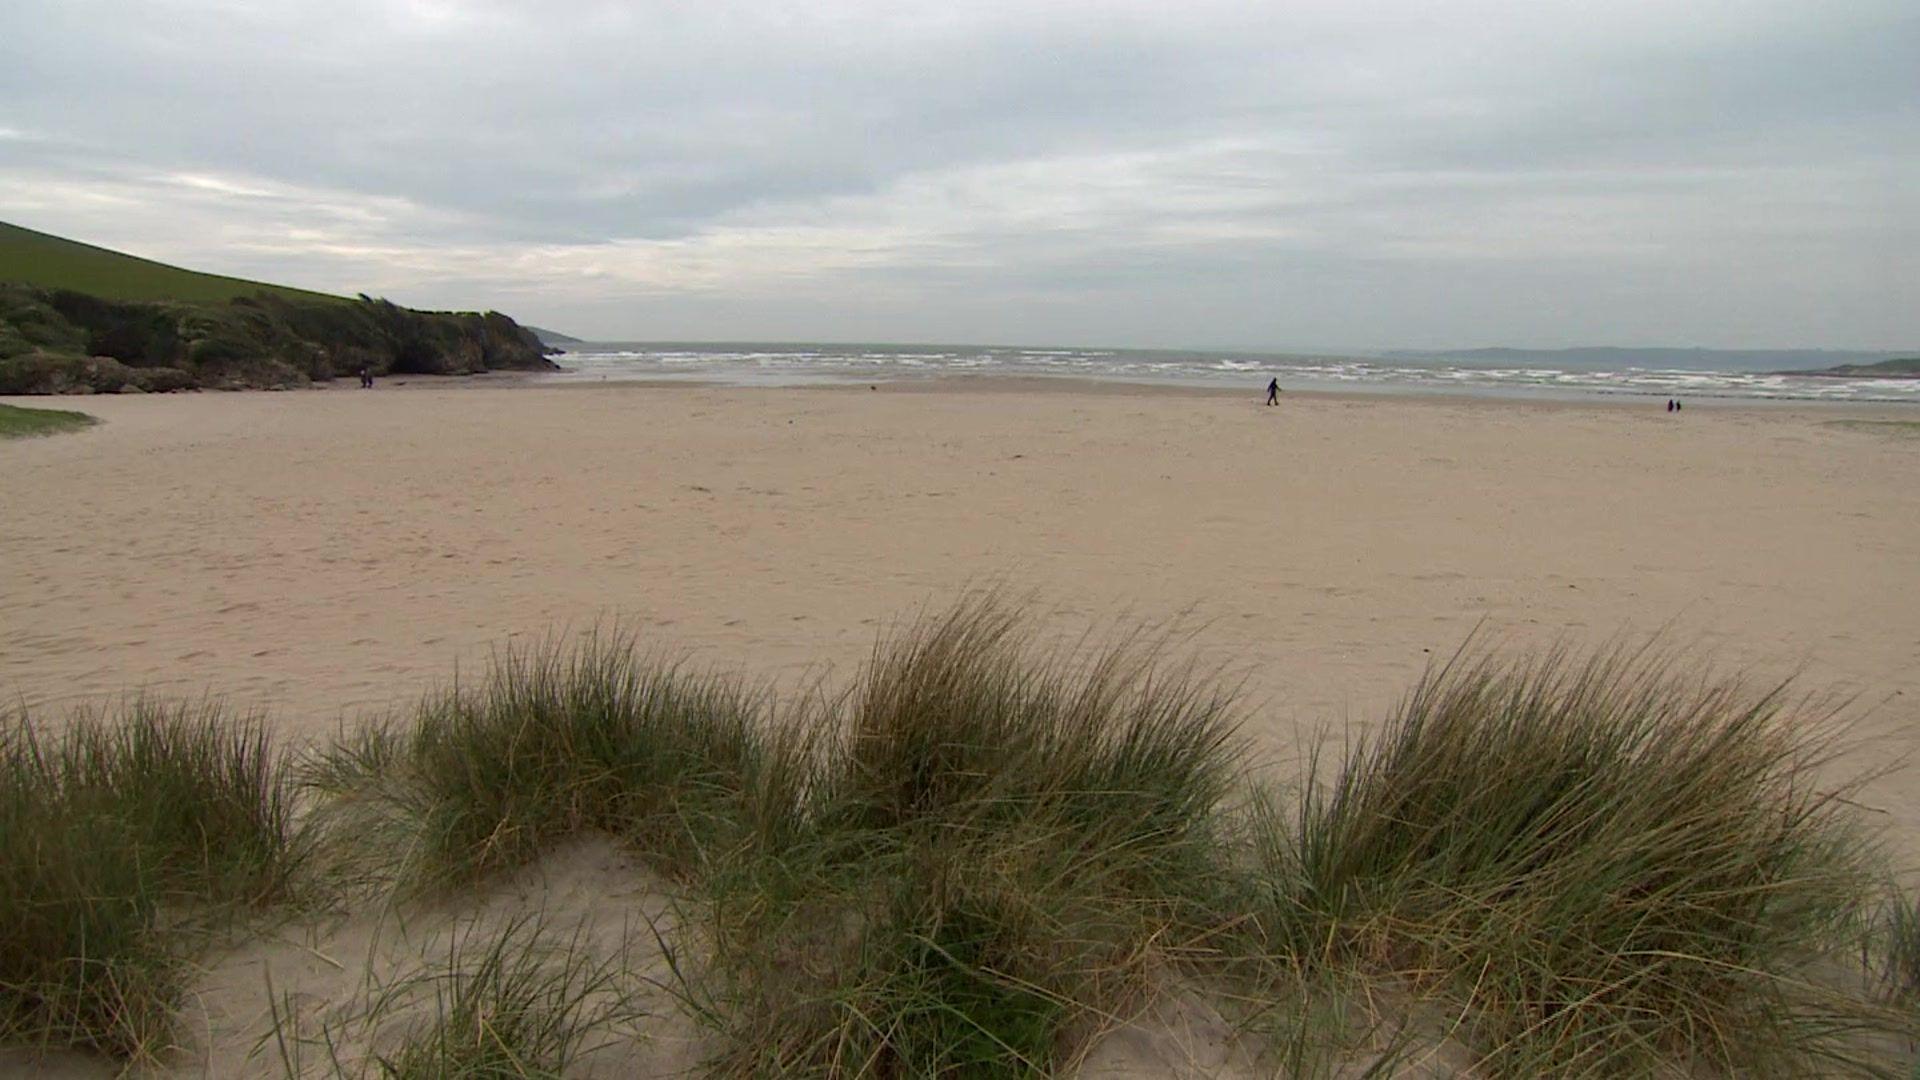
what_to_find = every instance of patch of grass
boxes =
[1250,643,1895,1075]
[303,627,780,895]
[265,913,645,1078]
[0,702,300,1059]
[0,402,95,438]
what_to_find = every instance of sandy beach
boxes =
[4,379,1919,1074]
[6,379,1918,798]
[3,384,1912,670]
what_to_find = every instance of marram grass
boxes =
[301,626,779,895]
[1251,643,1899,1075]
[1,602,1914,1076]
[0,701,299,1058]
[687,598,1249,1075]
[264,913,646,1078]
[1870,885,1920,1006]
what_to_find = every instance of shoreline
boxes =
[127,364,1920,414]
[531,341,1920,406]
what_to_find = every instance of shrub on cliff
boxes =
[0,284,89,359]
[0,352,195,394]
[0,284,555,392]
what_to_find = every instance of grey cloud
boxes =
[0,0,1914,347]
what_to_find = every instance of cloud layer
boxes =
[2,0,1914,347]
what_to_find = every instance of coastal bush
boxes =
[0,702,300,1058]
[1249,644,1892,1074]
[0,284,88,358]
[0,350,197,393]
[0,283,553,393]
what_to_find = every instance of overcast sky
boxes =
[1,1,1914,349]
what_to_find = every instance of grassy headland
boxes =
[0,222,341,306]
[4,601,1914,1075]
[0,402,96,438]
[0,221,557,393]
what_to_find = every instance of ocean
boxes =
[541,342,1920,404]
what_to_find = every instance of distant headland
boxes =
[1380,346,1916,374]
[526,326,584,348]
[0,221,558,394]
[1778,356,1920,379]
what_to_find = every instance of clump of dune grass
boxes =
[52,701,301,904]
[1250,643,1893,1075]
[265,914,645,1078]
[685,598,1249,1076]
[303,627,781,895]
[688,828,1164,1076]
[825,599,1238,851]
[0,702,299,1058]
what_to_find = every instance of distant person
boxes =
[359,366,373,389]
[1675,400,1682,412]
[1266,377,1280,406]
[1666,399,1674,412]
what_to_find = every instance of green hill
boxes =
[0,221,557,393]
[0,221,342,305]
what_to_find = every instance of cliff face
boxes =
[0,285,559,393]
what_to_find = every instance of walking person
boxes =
[1266,377,1280,406]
